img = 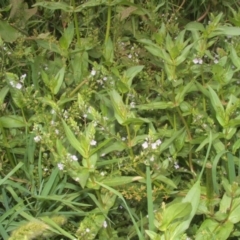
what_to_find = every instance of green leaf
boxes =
[175,43,193,65]
[175,81,194,105]
[124,65,144,88]
[229,198,240,223]
[196,219,233,240]
[76,168,90,189]
[62,119,87,158]
[71,51,88,83]
[154,175,177,188]
[109,90,129,124]
[159,202,192,231]
[122,117,151,125]
[137,101,174,110]
[36,39,61,54]
[227,152,236,184]
[214,26,240,36]
[159,128,185,153]
[0,86,9,106]
[185,22,205,31]
[53,67,65,94]
[212,151,228,195]
[103,37,114,63]
[219,193,231,213]
[145,230,160,240]
[144,44,173,64]
[230,45,240,69]
[0,20,20,42]
[170,181,201,238]
[196,133,220,152]
[0,115,26,128]
[0,162,24,186]
[232,139,240,154]
[207,86,226,126]
[101,176,143,187]
[59,22,74,50]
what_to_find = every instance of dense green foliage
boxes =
[1,0,240,239]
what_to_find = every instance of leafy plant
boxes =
[2,0,240,239]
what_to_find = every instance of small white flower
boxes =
[122,137,126,141]
[55,129,59,135]
[128,54,132,59]
[174,163,180,169]
[71,155,78,161]
[83,114,87,118]
[155,139,162,146]
[51,120,55,125]
[150,156,154,161]
[142,141,148,149]
[86,228,90,233]
[15,83,22,89]
[214,59,219,64]
[103,221,107,228]
[151,143,157,149]
[90,140,97,146]
[103,77,107,81]
[101,153,106,157]
[100,172,105,176]
[50,109,55,114]
[193,58,203,64]
[63,110,68,119]
[20,74,26,82]
[58,163,64,170]
[34,136,41,142]
[91,69,96,76]
[97,79,103,85]
[9,81,15,87]
[130,102,136,108]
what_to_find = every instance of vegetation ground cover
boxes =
[1,0,240,239]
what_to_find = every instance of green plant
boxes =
[2,1,240,240]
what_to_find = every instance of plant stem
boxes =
[105,3,112,44]
[126,125,134,158]
[146,164,154,231]
[176,107,194,172]
[71,0,81,45]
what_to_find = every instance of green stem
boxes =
[126,125,134,158]
[105,4,112,44]
[69,79,88,97]
[146,164,154,231]
[71,0,81,45]
[176,107,194,172]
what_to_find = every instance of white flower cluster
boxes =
[58,163,64,170]
[9,74,26,90]
[34,135,42,142]
[142,138,162,150]
[67,153,78,162]
[192,58,203,65]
